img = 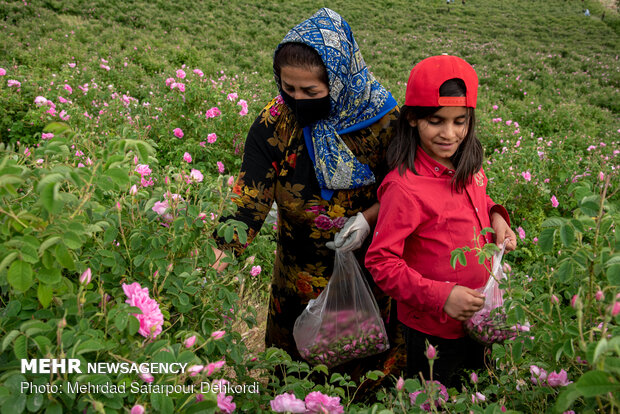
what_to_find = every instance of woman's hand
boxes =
[212,247,230,272]
[491,212,517,251]
[326,212,370,252]
[443,285,485,321]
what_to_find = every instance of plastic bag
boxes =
[464,241,516,345]
[293,250,389,368]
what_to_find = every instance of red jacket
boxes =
[365,148,510,338]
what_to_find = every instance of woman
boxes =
[212,8,406,383]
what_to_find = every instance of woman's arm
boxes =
[361,202,380,227]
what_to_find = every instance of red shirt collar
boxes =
[416,147,455,177]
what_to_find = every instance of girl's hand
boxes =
[491,212,517,251]
[443,285,485,321]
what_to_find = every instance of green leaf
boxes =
[136,142,150,162]
[37,267,62,285]
[0,251,19,274]
[541,217,564,228]
[538,228,555,253]
[450,249,467,269]
[606,264,620,285]
[579,200,599,217]
[43,121,72,135]
[0,395,26,414]
[39,181,61,214]
[570,218,585,233]
[556,259,575,283]
[26,393,44,412]
[103,226,119,245]
[114,312,128,331]
[62,231,83,250]
[37,283,54,308]
[13,335,28,359]
[574,370,619,398]
[127,315,140,335]
[592,338,608,365]
[38,236,62,255]
[54,243,75,270]
[1,330,20,352]
[74,339,105,355]
[32,336,52,354]
[554,383,582,413]
[559,224,575,247]
[104,167,130,187]
[7,260,33,292]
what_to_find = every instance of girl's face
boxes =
[280,65,329,100]
[409,106,469,169]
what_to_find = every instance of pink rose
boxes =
[79,268,92,285]
[250,266,262,277]
[270,393,306,413]
[139,372,154,383]
[123,282,164,338]
[183,152,192,163]
[207,133,217,143]
[184,335,196,348]
[304,391,344,414]
[34,96,48,106]
[211,330,225,340]
[130,405,145,414]
[547,369,572,387]
[205,107,221,118]
[203,360,226,376]
[530,365,548,385]
[551,195,559,208]
[173,128,184,138]
[135,164,152,177]
[217,393,236,414]
[190,169,203,182]
[187,365,204,377]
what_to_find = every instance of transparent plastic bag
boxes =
[293,250,389,368]
[464,241,516,345]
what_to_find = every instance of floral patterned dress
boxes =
[217,96,406,383]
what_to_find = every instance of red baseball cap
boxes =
[405,55,478,108]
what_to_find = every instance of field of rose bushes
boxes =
[0,0,619,413]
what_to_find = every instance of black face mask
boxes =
[281,90,331,127]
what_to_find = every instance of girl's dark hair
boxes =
[273,42,329,86]
[387,78,482,192]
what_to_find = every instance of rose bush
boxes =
[1,0,619,413]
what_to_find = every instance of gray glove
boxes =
[326,212,371,252]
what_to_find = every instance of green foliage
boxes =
[0,0,618,412]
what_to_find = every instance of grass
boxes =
[2,1,618,113]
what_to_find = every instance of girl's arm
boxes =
[486,195,516,251]
[490,211,517,251]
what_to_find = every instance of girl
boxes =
[365,55,517,388]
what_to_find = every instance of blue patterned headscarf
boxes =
[275,8,397,200]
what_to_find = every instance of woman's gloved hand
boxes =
[326,212,370,252]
